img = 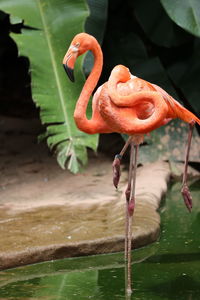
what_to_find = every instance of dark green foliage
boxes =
[0,0,199,170]
[101,0,200,163]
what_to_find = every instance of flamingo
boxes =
[62,32,200,294]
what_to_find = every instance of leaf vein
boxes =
[36,0,72,140]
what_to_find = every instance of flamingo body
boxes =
[63,32,200,294]
[63,33,200,136]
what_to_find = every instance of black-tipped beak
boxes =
[63,64,75,82]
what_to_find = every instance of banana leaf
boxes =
[0,0,99,173]
[134,0,191,47]
[161,0,200,38]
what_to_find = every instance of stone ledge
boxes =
[0,160,171,270]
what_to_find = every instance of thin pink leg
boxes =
[181,121,195,212]
[126,142,139,295]
[112,135,143,295]
[125,140,134,261]
[112,136,132,188]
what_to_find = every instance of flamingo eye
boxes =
[69,44,79,53]
[69,42,80,54]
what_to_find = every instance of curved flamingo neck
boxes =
[74,38,103,133]
[108,65,155,107]
[108,65,132,106]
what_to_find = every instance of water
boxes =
[0,181,199,299]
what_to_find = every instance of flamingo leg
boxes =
[181,121,195,212]
[126,141,139,295]
[112,136,132,188]
[112,135,142,295]
[125,140,134,261]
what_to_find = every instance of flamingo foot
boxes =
[112,154,122,188]
[181,185,192,212]
[112,136,132,188]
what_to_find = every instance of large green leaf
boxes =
[84,0,108,77]
[85,0,108,43]
[0,0,98,173]
[161,0,200,37]
[134,0,191,47]
[101,3,178,97]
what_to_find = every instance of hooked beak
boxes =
[62,45,79,82]
[63,63,74,82]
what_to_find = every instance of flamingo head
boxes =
[62,33,94,82]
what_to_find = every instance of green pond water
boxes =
[0,181,199,300]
